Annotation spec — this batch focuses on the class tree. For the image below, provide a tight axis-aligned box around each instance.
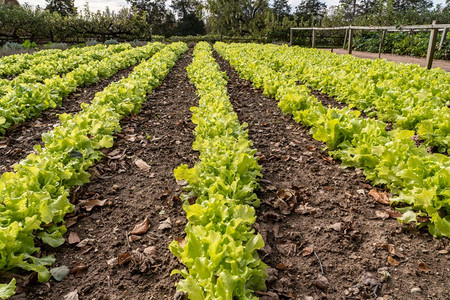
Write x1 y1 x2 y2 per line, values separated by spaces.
272 0 291 19
393 0 433 12
45 0 76 16
126 0 173 35
295 0 327 26
170 0 205 35
170 0 201 19
205 0 270 36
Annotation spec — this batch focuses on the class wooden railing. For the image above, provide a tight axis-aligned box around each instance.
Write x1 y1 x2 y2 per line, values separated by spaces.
289 22 449 69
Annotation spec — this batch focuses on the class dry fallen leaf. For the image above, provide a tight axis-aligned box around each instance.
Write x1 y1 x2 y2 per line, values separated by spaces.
118 252 133 266
369 189 390 205
314 273 329 290
68 232 81 245
130 216 150 235
381 244 396 255
276 263 288 270
386 209 402 219
135 158 151 172
158 217 172 230
128 235 141 242
418 262 431 273
63 290 79 300
174 237 185 248
65 216 79 228
387 256 399 267
83 199 107 212
375 210 390 220
143 246 156 256
70 263 88 276
302 247 314 257
76 238 95 248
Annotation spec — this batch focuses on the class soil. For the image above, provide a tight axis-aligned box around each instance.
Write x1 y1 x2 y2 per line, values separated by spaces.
6 48 448 300
213 51 450 300
19 50 198 300
0 65 136 174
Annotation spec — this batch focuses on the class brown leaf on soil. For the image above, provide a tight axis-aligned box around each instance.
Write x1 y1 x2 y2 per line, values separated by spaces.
314 273 329 290
143 246 156 256
369 189 390 205
118 252 133 266
329 222 342 232
273 199 291 215
302 247 314 257
417 216 431 223
65 216 79 228
134 158 151 172
130 216 150 235
277 188 295 201
158 217 172 230
107 149 125 160
82 199 107 212
381 244 396 255
188 196 197 205
375 210 390 220
128 235 141 242
418 262 431 273
80 246 93 255
276 263 288 270
76 239 95 248
68 232 80 245
63 290 79 300
70 263 88 276
387 256 399 267
386 209 402 219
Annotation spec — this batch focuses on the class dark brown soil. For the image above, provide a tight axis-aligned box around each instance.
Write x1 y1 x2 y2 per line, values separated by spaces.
21 50 198 299
0 65 135 174
214 51 450 300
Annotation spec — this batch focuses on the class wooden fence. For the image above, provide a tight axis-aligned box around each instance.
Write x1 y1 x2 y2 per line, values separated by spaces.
289 22 450 69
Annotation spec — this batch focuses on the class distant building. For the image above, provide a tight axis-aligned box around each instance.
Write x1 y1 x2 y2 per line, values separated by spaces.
0 0 20 6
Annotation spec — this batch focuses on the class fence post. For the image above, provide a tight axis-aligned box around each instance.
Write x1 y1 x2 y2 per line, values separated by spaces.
312 29 316 48
378 30 386 58
426 21 438 69
439 28 448 50
348 26 353 54
289 28 293 46
343 28 348 49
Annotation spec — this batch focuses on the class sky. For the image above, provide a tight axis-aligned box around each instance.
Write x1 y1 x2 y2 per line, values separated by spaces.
20 0 447 13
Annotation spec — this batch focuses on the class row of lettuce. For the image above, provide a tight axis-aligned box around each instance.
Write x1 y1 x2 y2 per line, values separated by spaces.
0 43 165 136
214 42 450 239
248 44 449 153
0 42 187 299
169 42 267 299
0 44 129 97
0 47 73 77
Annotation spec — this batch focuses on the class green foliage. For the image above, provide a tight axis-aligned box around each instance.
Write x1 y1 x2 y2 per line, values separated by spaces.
0 43 150 134
21 40 38 50
170 42 267 299
353 31 450 60
251 44 450 152
0 42 187 299
0 279 15 300
2 42 23 51
104 39 119 45
215 42 450 238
